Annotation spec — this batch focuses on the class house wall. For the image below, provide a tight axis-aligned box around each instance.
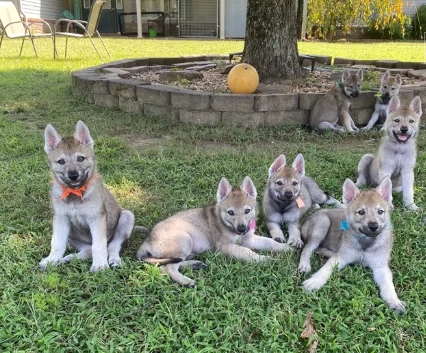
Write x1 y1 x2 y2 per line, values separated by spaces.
20 0 69 20
403 1 426 17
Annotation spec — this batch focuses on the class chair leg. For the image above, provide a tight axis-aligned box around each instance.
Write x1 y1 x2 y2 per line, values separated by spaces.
0 32 4 50
53 35 58 58
95 31 110 57
65 37 69 58
87 35 102 59
19 37 25 56
29 37 38 57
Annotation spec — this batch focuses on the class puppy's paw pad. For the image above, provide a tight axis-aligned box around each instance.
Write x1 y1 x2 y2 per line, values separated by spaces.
90 263 110 272
108 257 122 268
288 238 304 248
273 237 285 243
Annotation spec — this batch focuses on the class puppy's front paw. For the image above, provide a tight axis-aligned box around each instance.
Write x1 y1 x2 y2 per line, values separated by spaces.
108 256 122 268
388 300 406 313
298 262 311 273
90 262 110 272
39 257 60 270
303 276 326 292
405 204 421 212
288 237 304 248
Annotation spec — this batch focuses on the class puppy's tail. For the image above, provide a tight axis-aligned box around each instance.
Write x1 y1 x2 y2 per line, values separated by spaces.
133 225 151 234
141 256 183 265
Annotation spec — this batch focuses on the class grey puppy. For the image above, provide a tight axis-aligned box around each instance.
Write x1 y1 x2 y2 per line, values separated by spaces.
262 153 344 248
299 177 405 313
40 121 135 272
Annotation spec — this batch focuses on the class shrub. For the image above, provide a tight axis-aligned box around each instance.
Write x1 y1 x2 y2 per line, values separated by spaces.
412 4 426 39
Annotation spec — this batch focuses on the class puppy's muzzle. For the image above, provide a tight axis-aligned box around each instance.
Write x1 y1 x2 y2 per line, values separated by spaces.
235 224 247 235
350 91 360 98
360 222 381 236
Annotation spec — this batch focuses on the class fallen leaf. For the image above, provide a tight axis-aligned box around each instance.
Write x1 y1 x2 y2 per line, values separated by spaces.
301 312 318 353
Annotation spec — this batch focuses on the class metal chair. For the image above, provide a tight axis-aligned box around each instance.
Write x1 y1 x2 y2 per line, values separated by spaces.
0 0 54 57
53 0 110 59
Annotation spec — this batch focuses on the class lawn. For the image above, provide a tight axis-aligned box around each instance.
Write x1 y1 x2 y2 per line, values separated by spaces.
1 37 426 352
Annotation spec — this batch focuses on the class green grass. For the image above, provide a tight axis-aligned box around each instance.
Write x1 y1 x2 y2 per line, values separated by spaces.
1 37 426 352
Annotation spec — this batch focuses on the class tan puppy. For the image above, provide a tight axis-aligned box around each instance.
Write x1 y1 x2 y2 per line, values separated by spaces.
299 177 405 313
136 176 291 287
310 68 363 132
40 121 135 272
356 95 422 211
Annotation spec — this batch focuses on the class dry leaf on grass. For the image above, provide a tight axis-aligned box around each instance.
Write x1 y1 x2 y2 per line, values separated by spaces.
301 312 319 353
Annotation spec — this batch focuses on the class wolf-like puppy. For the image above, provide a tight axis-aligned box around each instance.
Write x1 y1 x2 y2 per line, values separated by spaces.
356 95 422 211
299 177 405 313
136 176 291 287
262 154 344 248
309 68 363 132
362 70 402 131
40 121 135 272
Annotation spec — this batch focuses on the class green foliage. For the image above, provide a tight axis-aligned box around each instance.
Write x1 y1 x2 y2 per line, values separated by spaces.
307 0 410 40
412 4 426 39
1 38 426 352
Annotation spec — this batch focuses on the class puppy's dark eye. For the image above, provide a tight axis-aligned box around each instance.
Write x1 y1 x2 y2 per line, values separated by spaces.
394 119 400 123
227 210 235 216
77 156 86 162
383 85 388 89
276 181 283 186
244 209 250 214
292 181 298 186
357 210 365 215
348 85 353 89
391 87 395 90
409 119 414 123
378 209 384 215
57 159 65 165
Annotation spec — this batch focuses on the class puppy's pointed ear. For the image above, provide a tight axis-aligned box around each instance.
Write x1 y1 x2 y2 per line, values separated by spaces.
409 96 422 117
241 176 257 200
382 70 390 82
44 124 62 154
217 177 232 203
342 179 360 205
387 95 400 115
395 73 402 85
357 68 363 81
291 153 305 178
342 69 350 81
74 120 94 148
268 154 286 176
376 176 392 203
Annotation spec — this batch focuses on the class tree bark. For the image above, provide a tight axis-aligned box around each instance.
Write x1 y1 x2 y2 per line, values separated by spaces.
242 0 302 82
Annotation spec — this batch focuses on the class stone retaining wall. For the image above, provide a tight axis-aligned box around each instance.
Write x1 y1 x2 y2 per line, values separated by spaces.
72 56 426 127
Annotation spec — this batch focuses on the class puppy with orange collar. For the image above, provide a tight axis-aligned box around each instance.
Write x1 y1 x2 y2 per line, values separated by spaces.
40 121 134 272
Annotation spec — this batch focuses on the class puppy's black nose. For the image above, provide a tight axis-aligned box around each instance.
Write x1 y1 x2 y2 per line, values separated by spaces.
368 222 379 232
384 92 390 97
400 126 408 134
236 225 247 234
284 191 293 199
68 171 79 181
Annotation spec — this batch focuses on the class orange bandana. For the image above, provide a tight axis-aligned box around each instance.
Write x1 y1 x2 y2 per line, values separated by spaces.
58 173 97 200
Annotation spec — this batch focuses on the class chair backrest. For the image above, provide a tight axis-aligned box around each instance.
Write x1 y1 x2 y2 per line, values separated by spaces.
0 1 27 36
86 0 106 36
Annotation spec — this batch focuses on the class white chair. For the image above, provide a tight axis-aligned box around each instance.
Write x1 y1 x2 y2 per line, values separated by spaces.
53 0 110 59
0 1 54 57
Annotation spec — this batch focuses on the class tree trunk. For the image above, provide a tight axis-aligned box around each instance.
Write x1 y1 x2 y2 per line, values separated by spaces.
242 0 302 82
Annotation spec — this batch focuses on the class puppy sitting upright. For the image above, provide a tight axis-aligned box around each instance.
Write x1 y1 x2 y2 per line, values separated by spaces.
263 154 344 248
40 121 135 272
136 176 291 287
310 68 363 132
362 70 402 131
356 95 422 211
299 177 405 313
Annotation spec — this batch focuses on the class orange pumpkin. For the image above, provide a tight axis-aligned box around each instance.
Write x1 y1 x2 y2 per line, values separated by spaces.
227 63 259 94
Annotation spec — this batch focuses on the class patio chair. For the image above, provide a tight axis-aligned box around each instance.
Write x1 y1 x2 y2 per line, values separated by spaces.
0 1 54 57
53 0 110 59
